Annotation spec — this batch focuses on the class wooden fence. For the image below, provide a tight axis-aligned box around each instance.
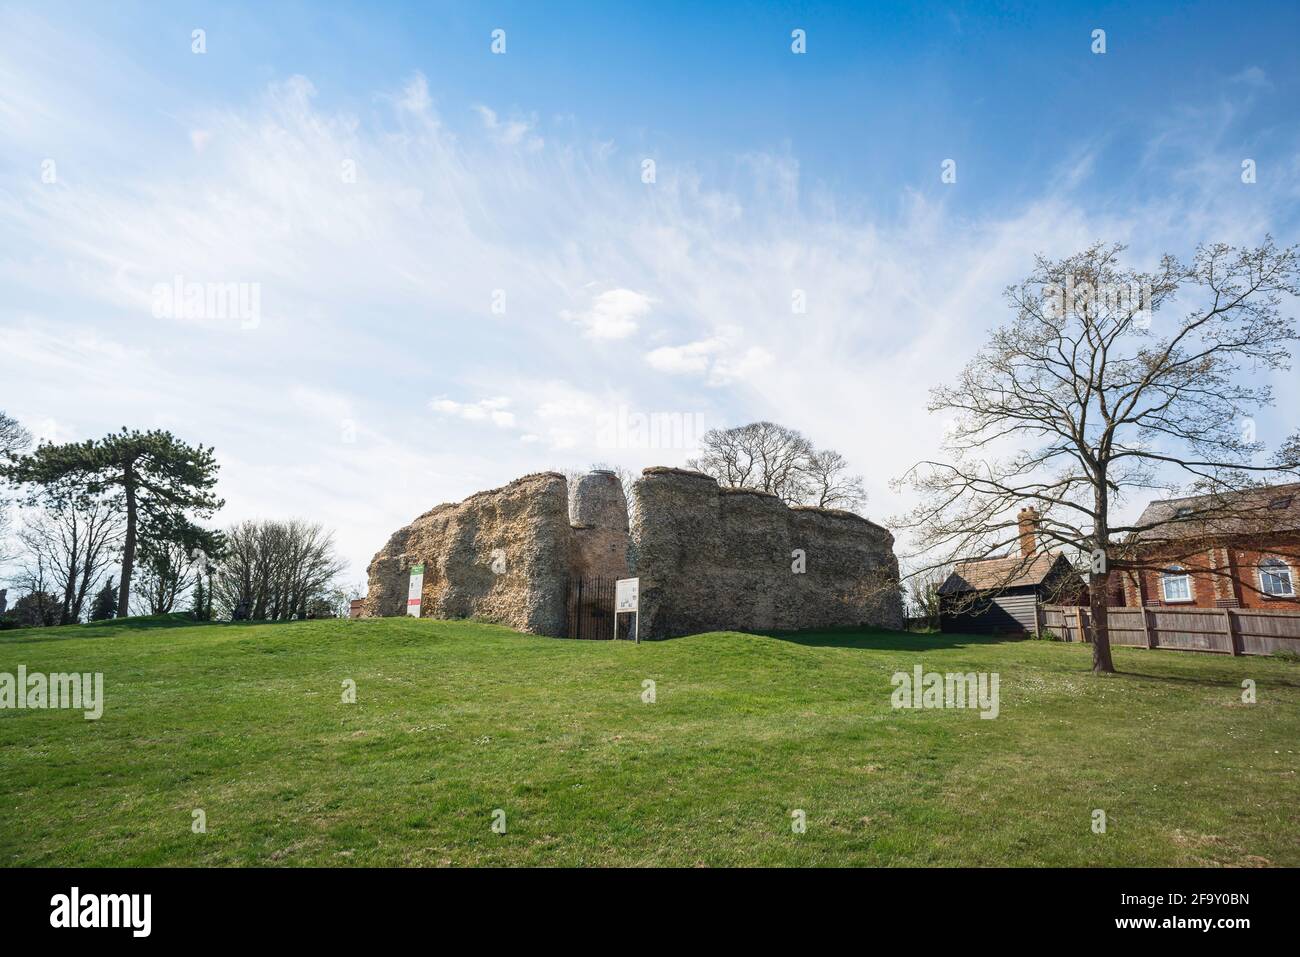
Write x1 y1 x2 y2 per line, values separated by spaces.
1038 604 1300 656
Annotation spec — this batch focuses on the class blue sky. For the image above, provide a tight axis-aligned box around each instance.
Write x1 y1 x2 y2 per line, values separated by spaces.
31 1 1300 216
2 1 1298 579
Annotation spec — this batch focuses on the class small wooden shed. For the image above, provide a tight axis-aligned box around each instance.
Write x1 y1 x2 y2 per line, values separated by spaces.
938 552 1083 634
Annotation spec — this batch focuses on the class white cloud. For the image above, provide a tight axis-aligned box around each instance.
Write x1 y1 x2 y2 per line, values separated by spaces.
561 288 653 340
473 104 543 150
430 396 516 428
645 338 719 375
516 381 609 451
645 335 773 385
0 15 1293 582
1228 66 1271 89
708 344 774 385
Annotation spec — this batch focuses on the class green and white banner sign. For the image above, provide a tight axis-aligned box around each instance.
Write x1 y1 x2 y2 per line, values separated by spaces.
406 564 424 617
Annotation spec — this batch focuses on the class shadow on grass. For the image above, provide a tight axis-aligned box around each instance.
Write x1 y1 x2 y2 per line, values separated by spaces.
754 625 1021 652
1113 660 1300 689
0 613 263 645
760 627 1300 686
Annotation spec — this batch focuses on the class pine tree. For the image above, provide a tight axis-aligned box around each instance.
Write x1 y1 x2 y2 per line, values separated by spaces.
190 577 207 621
2 428 224 617
89 577 118 621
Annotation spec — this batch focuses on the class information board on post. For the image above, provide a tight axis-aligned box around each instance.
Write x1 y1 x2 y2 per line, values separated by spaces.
614 577 639 643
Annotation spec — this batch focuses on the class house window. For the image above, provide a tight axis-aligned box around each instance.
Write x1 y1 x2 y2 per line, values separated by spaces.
1161 566 1192 602
1259 558 1295 598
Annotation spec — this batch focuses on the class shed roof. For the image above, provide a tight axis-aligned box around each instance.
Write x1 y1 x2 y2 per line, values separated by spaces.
938 552 1071 595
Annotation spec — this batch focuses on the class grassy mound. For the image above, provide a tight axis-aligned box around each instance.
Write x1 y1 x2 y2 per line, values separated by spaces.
1 616 1295 866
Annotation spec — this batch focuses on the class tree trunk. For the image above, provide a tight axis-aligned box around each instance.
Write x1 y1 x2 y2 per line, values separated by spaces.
1090 483 1117 674
1089 568 1117 673
72 554 93 622
118 464 137 617
58 521 78 624
59 577 76 626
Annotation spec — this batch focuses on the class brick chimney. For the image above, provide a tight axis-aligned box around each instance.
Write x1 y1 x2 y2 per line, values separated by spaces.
1017 506 1040 558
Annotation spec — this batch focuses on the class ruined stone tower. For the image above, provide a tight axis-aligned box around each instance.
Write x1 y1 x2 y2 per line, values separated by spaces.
364 466 903 638
568 469 631 581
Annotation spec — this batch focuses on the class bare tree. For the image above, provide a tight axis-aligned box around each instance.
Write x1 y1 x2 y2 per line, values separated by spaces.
0 501 15 570
0 411 31 463
0 411 31 572
894 239 1300 673
211 519 345 621
903 561 952 630
280 520 346 620
18 496 123 624
323 584 355 619
131 541 198 616
212 519 258 618
687 421 867 511
802 448 867 511
6 550 60 627
688 421 811 502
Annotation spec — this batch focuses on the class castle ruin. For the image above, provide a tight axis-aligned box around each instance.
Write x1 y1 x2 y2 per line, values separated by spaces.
364 467 903 638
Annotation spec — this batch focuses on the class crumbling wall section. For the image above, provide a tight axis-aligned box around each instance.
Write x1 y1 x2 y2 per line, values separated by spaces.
364 472 573 636
366 465 903 640
568 469 631 580
628 466 903 638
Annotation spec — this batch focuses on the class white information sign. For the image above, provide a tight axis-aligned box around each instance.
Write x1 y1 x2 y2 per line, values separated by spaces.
615 577 639 612
614 577 639 642
406 564 425 617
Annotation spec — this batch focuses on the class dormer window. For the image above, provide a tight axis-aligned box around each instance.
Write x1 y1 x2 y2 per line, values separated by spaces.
1268 496 1293 511
1174 506 1193 518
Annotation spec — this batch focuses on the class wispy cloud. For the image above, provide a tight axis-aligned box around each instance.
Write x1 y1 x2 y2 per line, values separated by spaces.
645 334 773 385
1 8 1295 578
473 104 544 150
430 396 516 428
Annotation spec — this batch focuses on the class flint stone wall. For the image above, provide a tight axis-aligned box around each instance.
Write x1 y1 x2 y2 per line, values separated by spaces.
365 465 902 639
628 467 904 638
569 470 631 582
364 470 628 636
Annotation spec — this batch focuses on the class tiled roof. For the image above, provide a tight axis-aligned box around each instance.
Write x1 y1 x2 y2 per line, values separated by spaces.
938 552 1069 594
1130 482 1300 543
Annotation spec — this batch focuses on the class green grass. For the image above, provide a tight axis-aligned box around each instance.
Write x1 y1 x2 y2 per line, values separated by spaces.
1 615 1296 867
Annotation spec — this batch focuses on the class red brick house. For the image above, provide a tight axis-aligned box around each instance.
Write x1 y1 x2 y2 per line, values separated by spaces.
1120 483 1300 610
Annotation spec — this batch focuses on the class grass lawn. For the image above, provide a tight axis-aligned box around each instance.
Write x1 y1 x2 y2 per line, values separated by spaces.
1 615 1296 867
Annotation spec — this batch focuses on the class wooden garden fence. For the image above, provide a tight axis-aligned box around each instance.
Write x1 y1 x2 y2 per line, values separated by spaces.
1038 604 1300 656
